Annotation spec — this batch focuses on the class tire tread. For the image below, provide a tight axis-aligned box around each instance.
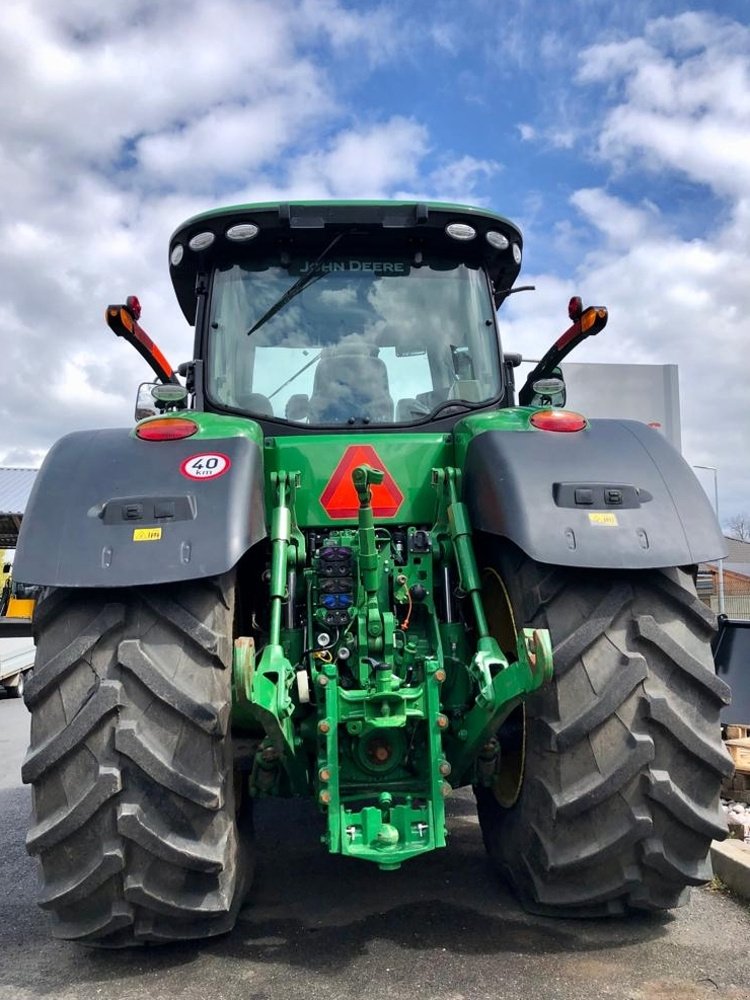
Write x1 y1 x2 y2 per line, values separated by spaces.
476 551 731 916
23 578 247 946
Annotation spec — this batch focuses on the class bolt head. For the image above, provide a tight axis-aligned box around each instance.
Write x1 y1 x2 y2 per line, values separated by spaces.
318 720 331 734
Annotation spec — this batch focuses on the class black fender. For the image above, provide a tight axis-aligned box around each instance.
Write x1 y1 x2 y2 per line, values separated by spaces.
464 418 726 569
13 428 266 588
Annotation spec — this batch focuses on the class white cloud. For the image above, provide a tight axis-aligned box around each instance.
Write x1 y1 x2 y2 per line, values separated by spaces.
578 13 750 197
0 0 502 469
570 189 661 248
136 90 331 185
554 13 750 514
1 0 389 171
288 118 430 198
425 156 500 203
430 22 459 55
2 0 748 526
297 0 402 64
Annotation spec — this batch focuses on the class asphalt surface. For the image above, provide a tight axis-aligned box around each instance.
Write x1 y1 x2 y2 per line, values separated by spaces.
2 693 750 1000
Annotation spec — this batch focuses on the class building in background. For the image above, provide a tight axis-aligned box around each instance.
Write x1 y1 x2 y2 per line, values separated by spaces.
561 362 682 451
698 538 750 619
0 467 37 552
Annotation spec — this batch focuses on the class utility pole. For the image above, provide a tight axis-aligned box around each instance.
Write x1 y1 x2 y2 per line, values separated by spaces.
693 465 725 615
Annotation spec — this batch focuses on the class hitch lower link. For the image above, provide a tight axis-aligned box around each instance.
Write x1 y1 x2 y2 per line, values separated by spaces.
431 467 553 778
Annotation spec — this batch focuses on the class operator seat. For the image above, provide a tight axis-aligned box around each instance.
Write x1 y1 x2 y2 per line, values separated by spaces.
308 344 393 423
231 340 275 415
233 391 274 416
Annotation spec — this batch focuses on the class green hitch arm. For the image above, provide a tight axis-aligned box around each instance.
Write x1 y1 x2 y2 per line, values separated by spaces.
246 471 300 758
450 627 553 780
352 465 383 597
431 466 553 774
433 467 498 690
442 468 491 640
352 465 386 655
268 472 291 644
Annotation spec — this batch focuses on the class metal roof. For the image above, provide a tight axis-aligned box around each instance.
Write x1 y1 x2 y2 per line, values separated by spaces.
725 538 750 563
0 467 37 548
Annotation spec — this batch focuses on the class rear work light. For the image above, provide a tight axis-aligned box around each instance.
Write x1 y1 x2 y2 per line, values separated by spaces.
530 409 587 432
136 418 198 441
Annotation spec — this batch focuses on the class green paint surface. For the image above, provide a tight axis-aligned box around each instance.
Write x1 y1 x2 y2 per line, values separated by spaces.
133 410 265 445
264 431 452 527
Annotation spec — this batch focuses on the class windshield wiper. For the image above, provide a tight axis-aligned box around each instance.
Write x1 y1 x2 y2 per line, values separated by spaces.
245 231 347 337
408 398 479 420
268 351 322 400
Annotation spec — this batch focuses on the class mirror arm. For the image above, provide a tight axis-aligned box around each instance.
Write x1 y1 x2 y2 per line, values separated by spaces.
518 304 608 406
105 303 179 385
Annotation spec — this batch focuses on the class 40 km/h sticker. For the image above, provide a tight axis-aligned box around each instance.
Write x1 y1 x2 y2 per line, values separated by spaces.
180 452 231 481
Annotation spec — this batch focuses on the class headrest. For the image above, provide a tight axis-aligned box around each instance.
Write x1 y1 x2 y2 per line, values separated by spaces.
320 343 379 359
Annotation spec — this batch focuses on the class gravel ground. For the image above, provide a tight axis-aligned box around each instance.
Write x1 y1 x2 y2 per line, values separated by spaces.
2 694 750 1000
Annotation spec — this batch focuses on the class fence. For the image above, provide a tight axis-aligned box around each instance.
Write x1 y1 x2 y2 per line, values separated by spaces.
707 595 750 620
697 567 750 621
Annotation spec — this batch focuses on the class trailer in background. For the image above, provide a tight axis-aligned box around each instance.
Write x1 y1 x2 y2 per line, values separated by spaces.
0 631 33 698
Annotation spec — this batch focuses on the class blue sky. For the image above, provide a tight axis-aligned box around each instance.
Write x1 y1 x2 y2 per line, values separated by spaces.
1 0 749 522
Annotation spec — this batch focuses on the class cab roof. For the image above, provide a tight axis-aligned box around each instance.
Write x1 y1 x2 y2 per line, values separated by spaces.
168 200 524 323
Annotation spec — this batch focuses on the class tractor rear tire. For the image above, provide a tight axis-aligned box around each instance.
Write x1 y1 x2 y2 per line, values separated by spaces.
475 545 733 917
22 575 250 945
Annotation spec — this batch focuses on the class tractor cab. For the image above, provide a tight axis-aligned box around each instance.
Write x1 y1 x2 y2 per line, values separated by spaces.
113 201 607 429
16 199 733 945
168 202 524 429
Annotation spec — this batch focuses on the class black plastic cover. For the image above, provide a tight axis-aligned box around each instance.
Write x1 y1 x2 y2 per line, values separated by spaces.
13 429 266 588
714 619 750 725
464 418 727 569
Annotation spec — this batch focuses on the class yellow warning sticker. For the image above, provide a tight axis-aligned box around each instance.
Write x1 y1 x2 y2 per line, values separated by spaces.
133 527 162 542
588 512 618 527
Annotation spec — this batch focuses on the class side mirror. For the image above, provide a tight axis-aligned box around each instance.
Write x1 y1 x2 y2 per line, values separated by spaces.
529 368 566 408
135 382 159 421
518 299 607 406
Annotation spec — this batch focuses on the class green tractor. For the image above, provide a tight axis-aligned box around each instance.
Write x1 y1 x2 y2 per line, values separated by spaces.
14 201 733 946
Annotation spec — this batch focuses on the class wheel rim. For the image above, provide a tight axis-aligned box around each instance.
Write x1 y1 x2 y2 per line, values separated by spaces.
482 567 526 809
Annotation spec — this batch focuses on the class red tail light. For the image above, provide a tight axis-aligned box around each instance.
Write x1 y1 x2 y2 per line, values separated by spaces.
530 409 587 432
136 418 198 441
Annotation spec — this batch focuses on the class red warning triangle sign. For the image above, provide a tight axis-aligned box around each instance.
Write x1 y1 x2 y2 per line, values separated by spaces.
320 444 404 519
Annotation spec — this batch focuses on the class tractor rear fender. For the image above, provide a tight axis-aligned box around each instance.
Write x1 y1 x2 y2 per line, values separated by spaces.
13 428 266 588
462 418 726 570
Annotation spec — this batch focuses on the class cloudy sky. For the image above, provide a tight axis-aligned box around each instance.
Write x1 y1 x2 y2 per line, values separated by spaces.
1 0 749 522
